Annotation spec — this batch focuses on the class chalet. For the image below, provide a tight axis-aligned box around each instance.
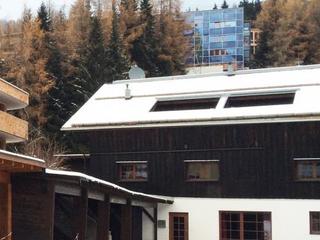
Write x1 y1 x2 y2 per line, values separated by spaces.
0 74 172 240
62 64 320 240
0 78 45 239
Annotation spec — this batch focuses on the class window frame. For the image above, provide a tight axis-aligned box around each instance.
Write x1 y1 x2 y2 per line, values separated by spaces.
184 160 220 182
294 158 320 181
219 211 272 240
310 212 320 235
117 161 148 182
169 212 189 240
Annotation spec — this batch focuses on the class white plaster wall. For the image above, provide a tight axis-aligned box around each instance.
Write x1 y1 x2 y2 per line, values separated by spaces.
142 207 155 240
153 198 320 240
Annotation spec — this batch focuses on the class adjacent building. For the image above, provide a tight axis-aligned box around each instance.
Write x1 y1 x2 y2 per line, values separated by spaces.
62 64 320 240
0 78 45 239
185 8 249 70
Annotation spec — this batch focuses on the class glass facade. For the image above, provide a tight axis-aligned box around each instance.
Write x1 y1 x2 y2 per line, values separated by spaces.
185 8 248 69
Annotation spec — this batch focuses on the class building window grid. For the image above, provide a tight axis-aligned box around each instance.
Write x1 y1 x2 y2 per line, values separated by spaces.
188 8 244 68
220 211 272 240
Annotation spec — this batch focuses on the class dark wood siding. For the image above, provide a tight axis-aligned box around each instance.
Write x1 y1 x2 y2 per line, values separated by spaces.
85 122 320 199
12 176 55 240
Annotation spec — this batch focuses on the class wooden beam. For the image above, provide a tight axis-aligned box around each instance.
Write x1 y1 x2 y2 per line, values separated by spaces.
0 172 9 183
72 187 88 240
97 195 110 240
154 206 158 240
120 199 132 240
0 182 11 240
142 208 154 223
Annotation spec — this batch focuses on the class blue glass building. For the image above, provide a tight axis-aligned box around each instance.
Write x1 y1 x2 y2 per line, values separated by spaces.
185 8 248 69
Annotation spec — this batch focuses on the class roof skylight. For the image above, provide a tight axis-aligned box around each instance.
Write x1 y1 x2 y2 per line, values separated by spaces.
151 97 220 112
224 92 295 108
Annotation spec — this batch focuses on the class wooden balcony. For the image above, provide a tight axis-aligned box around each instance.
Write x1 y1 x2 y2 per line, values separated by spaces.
0 110 28 143
0 78 28 110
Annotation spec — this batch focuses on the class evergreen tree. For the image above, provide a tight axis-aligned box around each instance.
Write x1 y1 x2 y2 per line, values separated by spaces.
38 3 67 138
132 0 160 77
106 2 130 81
82 15 108 93
221 0 229 9
45 9 72 139
38 2 52 32
213 4 218 10
239 0 262 22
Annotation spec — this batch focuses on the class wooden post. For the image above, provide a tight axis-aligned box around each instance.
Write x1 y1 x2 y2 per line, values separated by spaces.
97 195 110 240
120 199 132 240
153 206 158 240
72 188 88 240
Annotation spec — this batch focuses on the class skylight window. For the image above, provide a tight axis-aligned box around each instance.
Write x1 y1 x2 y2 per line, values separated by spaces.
151 97 219 112
224 92 295 108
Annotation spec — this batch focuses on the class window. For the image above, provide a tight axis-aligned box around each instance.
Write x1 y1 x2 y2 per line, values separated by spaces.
310 212 320 234
225 93 295 108
220 211 272 240
169 213 188 240
118 162 148 181
151 97 219 112
185 160 219 181
295 159 320 180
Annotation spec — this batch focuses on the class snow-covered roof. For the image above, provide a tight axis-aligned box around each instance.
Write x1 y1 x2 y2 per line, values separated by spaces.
45 169 173 204
0 149 45 172
62 64 320 131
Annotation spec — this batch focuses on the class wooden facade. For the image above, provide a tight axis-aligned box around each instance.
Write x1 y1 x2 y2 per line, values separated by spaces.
84 121 320 199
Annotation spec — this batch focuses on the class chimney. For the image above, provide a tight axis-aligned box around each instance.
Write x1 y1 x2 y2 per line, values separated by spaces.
125 84 132 100
227 62 235 76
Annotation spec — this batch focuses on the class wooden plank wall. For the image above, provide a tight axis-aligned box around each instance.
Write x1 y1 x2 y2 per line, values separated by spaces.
12 176 55 240
87 121 320 199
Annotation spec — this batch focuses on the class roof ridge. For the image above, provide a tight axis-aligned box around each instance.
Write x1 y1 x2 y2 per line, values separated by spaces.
112 64 320 85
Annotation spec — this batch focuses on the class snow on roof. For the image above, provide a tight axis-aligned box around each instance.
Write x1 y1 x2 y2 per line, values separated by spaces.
0 149 45 166
62 64 320 131
45 168 173 203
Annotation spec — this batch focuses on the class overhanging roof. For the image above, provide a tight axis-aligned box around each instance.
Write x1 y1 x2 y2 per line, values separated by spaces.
45 169 174 204
0 150 45 172
62 64 320 131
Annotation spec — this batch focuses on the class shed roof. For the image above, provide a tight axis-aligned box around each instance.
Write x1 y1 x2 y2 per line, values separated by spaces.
45 169 174 204
62 64 320 131
0 149 45 172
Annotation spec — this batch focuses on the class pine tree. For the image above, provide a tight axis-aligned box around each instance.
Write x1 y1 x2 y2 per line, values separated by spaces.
221 0 229 9
82 15 108 93
239 0 262 22
213 4 218 10
131 0 160 77
106 3 130 81
45 9 72 139
38 2 52 32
